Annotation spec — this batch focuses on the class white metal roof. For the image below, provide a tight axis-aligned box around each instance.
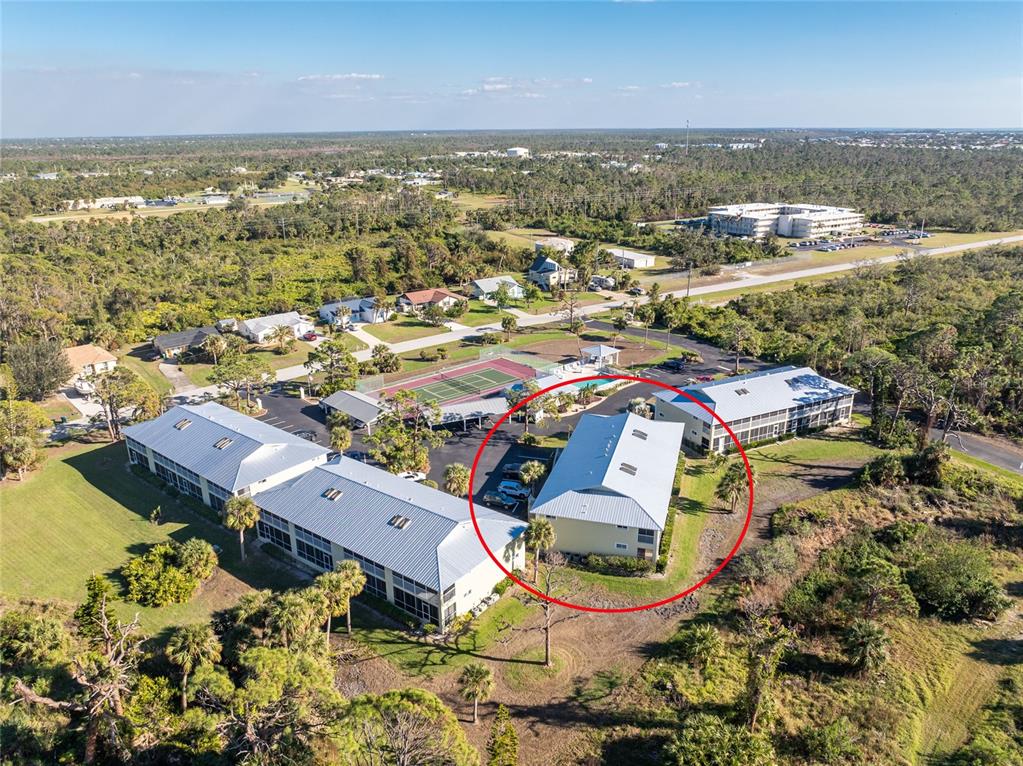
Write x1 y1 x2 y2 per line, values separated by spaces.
606 247 655 263
532 412 684 531
320 390 385 425
436 396 508 424
653 366 857 424
123 402 329 491
252 458 524 589
582 344 620 359
471 276 523 294
238 311 308 337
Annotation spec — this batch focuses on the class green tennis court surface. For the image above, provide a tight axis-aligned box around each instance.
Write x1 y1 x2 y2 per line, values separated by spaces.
410 367 520 403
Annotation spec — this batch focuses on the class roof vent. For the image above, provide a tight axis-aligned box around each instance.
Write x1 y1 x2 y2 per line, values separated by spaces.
735 388 750 396
631 428 648 440
214 437 234 450
388 514 412 530
173 418 192 430
619 462 638 476
322 488 343 501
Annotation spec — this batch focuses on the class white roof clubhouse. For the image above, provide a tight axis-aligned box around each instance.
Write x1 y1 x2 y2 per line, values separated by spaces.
124 402 525 630
530 412 684 561
653 366 856 453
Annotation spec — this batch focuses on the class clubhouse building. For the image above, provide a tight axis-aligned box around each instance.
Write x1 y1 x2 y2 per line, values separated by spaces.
124 402 525 629
530 412 684 562
652 366 856 453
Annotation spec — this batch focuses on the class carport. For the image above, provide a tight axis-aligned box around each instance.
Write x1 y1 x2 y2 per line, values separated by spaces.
319 389 385 434
434 396 509 430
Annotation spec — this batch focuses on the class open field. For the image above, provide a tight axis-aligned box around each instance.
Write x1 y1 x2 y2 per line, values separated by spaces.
458 299 512 327
0 441 298 635
363 316 453 344
917 229 1023 248
180 341 317 386
116 344 174 395
449 191 509 211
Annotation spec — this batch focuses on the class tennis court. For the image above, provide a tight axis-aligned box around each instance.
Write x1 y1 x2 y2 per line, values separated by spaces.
375 357 537 405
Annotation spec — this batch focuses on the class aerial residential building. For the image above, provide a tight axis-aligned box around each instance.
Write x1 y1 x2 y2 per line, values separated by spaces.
251 458 526 629
506 147 530 158
652 366 857 453
123 402 330 512
397 287 466 314
707 203 864 239
152 326 221 359
528 253 577 290
319 296 392 326
529 412 684 562
468 276 525 301
33 172 59 180
237 312 314 344
65 344 117 379
606 247 656 269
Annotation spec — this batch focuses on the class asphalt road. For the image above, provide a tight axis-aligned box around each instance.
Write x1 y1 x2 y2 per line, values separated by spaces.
930 428 1023 475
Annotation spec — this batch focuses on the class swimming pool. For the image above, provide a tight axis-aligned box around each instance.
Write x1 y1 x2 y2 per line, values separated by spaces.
571 377 618 389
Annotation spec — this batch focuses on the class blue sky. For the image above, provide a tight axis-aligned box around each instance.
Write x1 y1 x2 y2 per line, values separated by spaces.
3 2 1020 137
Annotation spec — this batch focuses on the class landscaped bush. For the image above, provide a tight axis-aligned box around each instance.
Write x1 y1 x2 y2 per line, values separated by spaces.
492 577 514 596
582 554 653 577
121 541 216 607
802 717 861 764
902 533 1010 620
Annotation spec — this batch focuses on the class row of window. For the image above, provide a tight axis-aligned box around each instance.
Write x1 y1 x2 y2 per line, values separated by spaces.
392 572 437 602
394 587 439 624
153 452 200 484
296 539 333 570
258 520 291 551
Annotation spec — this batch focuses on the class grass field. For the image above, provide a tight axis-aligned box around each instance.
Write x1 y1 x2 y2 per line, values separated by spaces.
363 316 453 344
351 593 536 677
458 300 512 328
117 344 174 396
449 192 509 211
180 341 316 386
0 441 297 635
38 394 79 422
917 229 1023 249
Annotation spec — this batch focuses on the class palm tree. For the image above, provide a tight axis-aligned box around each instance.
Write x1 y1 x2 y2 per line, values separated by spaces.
166 623 221 711
202 333 229 365
268 591 311 648
524 518 556 583
519 460 546 496
715 461 755 514
842 619 890 675
330 424 352 453
336 559 367 635
268 324 296 355
627 397 651 418
314 569 348 644
679 624 723 681
458 662 494 724
223 496 260 561
443 463 471 497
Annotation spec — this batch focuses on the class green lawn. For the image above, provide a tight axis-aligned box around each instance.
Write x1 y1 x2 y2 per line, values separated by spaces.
363 316 451 344
39 395 79 422
117 344 173 396
180 341 316 386
518 291 610 315
351 592 536 677
0 441 298 634
457 300 512 328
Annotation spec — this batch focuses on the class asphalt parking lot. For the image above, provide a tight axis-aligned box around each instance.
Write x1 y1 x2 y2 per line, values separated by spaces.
256 383 331 446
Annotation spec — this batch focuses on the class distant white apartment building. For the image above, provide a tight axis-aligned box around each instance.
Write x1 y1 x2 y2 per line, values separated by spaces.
652 366 857 453
506 147 530 158
707 203 864 239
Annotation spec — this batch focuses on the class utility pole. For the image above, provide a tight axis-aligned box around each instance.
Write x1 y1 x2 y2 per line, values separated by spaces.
685 120 690 157
686 261 693 299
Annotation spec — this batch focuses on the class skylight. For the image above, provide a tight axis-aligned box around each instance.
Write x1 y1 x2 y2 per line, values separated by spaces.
631 428 648 440
173 418 192 430
322 488 343 501
213 437 234 450
619 462 638 476
735 388 751 396
388 514 412 529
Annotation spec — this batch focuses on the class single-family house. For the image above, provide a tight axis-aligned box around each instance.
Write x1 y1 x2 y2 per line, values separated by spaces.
152 326 221 359
528 254 576 290
237 312 314 344
65 344 117 380
606 247 656 269
529 412 684 561
319 297 392 326
123 402 330 512
468 276 525 302
652 366 857 453
252 458 526 630
397 288 466 314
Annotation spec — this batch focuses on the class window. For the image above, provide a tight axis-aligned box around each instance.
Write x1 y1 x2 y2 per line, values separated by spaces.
638 528 656 545
615 543 628 551
257 520 291 552
393 588 439 624
444 604 456 625
442 584 456 602
296 539 333 570
173 418 192 430
616 524 628 529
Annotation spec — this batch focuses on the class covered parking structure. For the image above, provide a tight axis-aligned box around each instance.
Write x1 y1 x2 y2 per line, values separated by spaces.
433 396 509 430
319 390 386 434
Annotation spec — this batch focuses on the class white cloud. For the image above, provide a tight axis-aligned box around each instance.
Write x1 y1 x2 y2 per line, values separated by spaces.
298 73 383 81
619 85 642 91
662 81 690 89
520 92 545 99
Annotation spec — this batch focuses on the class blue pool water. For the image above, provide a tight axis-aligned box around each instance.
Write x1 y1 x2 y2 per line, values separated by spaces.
571 377 618 389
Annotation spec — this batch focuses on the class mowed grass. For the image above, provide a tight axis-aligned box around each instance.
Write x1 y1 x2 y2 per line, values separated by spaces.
363 316 453 344
351 593 536 677
180 341 316 386
0 441 298 635
457 300 512 328
117 344 173 396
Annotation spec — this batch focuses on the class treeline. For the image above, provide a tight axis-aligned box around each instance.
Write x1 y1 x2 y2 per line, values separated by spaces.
666 247 1023 438
0 190 529 347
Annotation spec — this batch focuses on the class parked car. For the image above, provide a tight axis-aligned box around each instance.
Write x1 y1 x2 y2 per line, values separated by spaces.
696 375 714 382
627 286 645 296
502 462 524 479
660 358 688 372
397 471 427 482
684 376 699 385
497 480 531 500
302 331 318 341
482 491 519 510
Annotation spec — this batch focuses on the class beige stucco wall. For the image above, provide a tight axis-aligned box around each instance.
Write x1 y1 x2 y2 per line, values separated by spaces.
530 514 659 559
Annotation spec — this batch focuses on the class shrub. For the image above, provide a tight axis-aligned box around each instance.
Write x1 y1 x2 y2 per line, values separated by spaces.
492 577 514 596
582 554 653 577
860 452 907 488
733 537 798 585
121 543 199 607
176 538 218 581
802 717 861 764
904 535 1010 620
666 713 775 765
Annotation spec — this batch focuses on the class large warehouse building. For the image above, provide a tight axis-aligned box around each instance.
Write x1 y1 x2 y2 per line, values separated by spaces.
707 203 864 239
652 366 857 453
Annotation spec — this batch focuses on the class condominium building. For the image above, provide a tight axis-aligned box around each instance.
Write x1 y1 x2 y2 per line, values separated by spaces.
652 366 857 453
707 203 864 239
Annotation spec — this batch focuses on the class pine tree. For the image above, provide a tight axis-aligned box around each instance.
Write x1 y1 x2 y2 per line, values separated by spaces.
487 704 519 766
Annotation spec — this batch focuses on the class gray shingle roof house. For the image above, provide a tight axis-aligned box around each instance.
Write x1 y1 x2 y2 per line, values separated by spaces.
123 402 329 509
652 366 857 453
152 326 221 358
252 458 526 628
468 276 525 301
530 412 684 560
